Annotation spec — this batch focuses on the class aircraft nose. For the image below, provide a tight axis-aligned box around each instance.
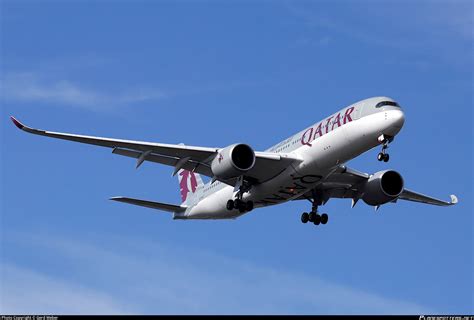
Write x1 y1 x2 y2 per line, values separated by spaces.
390 109 405 129
383 109 405 136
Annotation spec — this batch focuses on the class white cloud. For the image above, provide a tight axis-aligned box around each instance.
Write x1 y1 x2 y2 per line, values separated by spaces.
0 72 167 111
287 2 473 48
0 264 132 315
423 1 473 40
0 232 435 315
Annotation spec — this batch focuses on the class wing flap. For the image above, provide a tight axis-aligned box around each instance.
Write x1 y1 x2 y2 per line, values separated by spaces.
112 148 214 177
110 196 186 213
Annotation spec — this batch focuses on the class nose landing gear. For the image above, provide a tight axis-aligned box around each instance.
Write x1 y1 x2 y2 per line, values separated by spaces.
377 152 389 162
377 135 393 162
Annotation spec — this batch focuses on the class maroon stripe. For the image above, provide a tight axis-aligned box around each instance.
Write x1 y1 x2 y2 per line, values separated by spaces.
10 116 24 129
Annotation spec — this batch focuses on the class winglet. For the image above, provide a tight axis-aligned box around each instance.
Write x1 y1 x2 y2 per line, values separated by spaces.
450 194 458 205
10 116 25 130
9 116 44 135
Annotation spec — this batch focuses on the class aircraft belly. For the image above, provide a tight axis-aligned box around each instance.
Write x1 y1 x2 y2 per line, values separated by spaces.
247 165 323 208
186 187 240 219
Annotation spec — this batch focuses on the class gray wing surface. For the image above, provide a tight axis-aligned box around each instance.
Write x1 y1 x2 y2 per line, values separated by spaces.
10 116 300 185
398 189 458 206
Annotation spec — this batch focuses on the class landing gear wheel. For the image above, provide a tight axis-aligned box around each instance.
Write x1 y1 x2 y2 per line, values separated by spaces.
233 199 242 210
308 212 316 222
377 135 393 162
226 200 234 211
313 214 321 225
320 213 328 225
301 212 309 223
246 201 254 212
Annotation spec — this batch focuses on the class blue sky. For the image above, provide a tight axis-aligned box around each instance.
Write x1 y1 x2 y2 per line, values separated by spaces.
1 0 472 315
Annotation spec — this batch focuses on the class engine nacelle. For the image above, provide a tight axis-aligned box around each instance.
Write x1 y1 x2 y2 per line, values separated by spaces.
211 143 256 180
362 170 404 206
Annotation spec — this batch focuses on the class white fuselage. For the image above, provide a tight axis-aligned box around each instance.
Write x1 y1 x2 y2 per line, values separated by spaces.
180 97 405 219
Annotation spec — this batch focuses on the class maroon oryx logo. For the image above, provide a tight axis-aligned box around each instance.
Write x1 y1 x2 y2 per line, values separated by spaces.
179 170 198 202
218 153 224 163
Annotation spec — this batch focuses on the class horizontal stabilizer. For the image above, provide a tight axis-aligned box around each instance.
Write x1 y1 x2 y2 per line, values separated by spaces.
110 196 186 213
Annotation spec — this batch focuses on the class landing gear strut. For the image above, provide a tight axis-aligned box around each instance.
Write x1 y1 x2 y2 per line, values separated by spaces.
226 177 254 213
300 200 329 227
377 135 392 162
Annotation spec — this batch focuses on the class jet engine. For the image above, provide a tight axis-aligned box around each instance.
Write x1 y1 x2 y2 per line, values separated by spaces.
211 143 256 180
362 170 404 206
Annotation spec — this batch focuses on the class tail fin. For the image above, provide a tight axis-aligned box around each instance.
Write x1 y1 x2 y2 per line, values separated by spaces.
177 169 204 206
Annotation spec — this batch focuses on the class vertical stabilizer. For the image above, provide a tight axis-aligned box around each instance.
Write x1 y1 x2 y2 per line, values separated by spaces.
177 169 204 206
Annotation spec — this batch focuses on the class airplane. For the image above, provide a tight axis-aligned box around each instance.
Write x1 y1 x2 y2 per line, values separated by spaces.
10 96 458 225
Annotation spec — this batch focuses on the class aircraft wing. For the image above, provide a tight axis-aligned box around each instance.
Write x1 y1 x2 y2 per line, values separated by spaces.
10 116 299 185
294 165 457 207
397 189 458 206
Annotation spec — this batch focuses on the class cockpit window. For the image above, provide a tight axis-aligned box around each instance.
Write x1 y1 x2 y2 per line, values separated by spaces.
376 101 400 108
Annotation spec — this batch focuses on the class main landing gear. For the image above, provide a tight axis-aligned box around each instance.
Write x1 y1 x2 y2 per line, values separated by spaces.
300 203 328 227
226 177 254 213
377 135 392 162
226 198 253 213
